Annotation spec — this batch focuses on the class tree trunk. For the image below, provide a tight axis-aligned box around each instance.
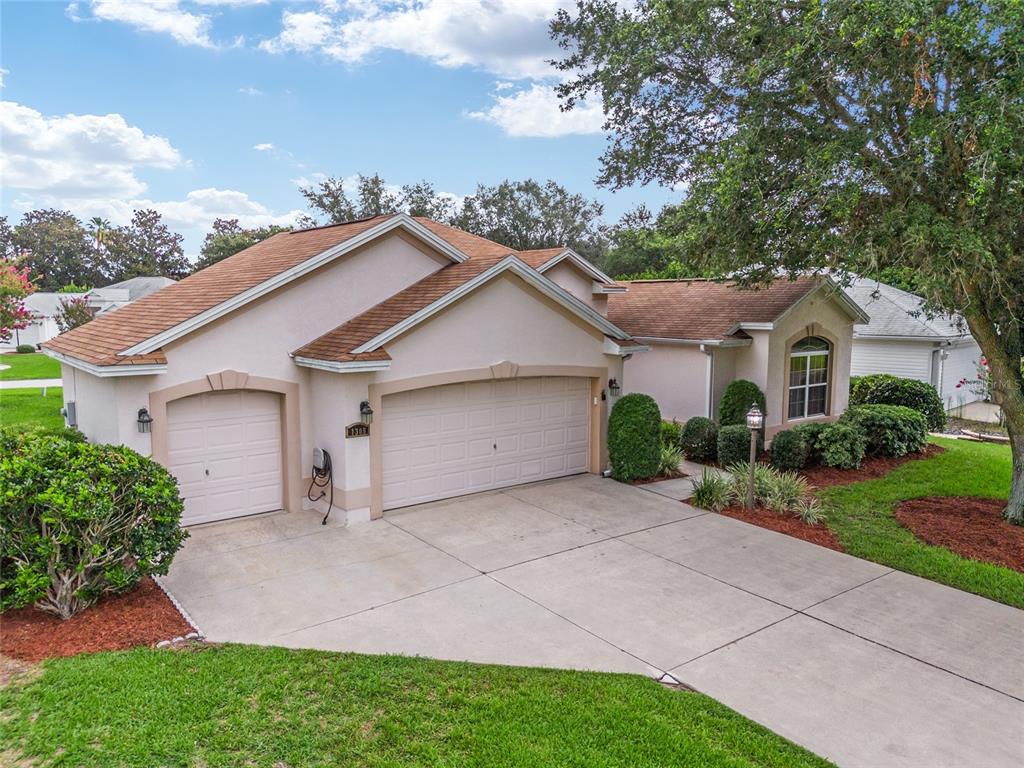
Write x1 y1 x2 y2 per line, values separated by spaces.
961 300 1024 524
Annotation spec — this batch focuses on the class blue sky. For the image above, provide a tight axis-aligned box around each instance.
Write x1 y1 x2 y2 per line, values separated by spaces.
1 1 676 259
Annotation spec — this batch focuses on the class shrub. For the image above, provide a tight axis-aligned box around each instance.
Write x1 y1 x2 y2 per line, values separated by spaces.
0 430 187 618
658 443 683 478
15 344 35 354
817 423 867 469
794 497 826 526
608 393 662 482
680 416 718 462
792 422 828 465
660 419 683 449
840 404 928 457
690 470 734 512
850 373 946 430
718 379 767 426
763 471 810 514
726 461 777 505
770 429 807 470
849 375 863 397
718 423 762 466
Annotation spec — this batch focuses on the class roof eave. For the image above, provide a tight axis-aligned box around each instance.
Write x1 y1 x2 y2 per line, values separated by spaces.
42 347 167 378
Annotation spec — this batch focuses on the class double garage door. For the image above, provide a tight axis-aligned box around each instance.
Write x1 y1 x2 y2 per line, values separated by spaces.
381 376 591 510
167 390 283 526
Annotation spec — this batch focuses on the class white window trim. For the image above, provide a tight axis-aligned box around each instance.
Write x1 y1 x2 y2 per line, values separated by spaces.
787 343 831 420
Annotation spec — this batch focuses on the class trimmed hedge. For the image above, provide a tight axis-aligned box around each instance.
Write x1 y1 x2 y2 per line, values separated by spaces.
660 419 683 449
791 422 828 466
817 423 867 469
718 423 762 466
681 416 718 462
16 344 35 354
840 404 928 457
718 380 767 426
850 374 946 431
608 393 662 482
770 429 807 470
0 428 187 618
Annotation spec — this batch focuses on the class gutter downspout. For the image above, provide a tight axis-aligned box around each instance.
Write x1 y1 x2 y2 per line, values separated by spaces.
700 344 714 418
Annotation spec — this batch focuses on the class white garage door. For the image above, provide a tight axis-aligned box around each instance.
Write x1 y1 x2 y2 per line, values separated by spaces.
167 390 283 525
381 376 591 510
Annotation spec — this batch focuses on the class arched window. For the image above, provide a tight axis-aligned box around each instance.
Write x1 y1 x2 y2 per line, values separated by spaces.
788 336 830 419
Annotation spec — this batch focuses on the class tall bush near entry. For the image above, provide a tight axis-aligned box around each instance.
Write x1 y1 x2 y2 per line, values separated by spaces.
718 380 766 426
608 393 661 482
0 428 187 618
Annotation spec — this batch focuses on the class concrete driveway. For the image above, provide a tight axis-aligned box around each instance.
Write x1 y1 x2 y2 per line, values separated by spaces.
163 474 1024 768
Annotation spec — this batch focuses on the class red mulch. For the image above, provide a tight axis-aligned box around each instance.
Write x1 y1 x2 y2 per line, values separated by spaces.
800 444 945 488
894 497 1024 573
0 577 192 663
719 504 845 552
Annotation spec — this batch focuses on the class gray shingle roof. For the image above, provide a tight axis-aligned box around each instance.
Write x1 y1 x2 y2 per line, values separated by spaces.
847 278 971 340
94 276 177 301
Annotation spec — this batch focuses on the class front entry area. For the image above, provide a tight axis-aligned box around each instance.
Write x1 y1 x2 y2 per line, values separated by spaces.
167 389 283 525
380 376 590 510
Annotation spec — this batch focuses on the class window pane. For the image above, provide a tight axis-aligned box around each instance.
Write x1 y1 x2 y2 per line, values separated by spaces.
788 387 806 419
792 336 829 353
789 357 807 387
807 384 827 416
808 354 829 385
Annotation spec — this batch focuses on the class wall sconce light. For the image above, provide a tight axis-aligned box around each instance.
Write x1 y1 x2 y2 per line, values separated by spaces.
359 400 374 425
608 378 621 397
137 407 153 434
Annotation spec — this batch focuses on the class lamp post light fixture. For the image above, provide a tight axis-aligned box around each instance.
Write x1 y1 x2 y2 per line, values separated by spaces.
359 400 374 426
137 407 153 434
745 403 764 509
608 378 621 397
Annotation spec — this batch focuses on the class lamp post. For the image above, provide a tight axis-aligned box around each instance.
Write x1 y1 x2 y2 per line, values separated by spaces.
745 403 764 508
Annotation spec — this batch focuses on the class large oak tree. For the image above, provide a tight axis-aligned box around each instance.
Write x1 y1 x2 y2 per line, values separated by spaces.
553 0 1024 521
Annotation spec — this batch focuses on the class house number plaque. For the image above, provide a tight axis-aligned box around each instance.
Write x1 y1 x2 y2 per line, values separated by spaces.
345 422 370 438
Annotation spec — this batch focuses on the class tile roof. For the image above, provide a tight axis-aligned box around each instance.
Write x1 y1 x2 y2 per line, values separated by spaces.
846 278 970 340
607 277 822 342
42 214 574 368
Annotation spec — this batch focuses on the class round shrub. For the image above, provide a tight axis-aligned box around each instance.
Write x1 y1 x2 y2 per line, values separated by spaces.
791 422 828 465
0 430 187 618
16 344 35 354
840 404 928 457
850 374 945 431
816 423 867 469
660 419 683 449
681 416 718 462
718 380 767 426
717 423 762 466
770 429 807 470
608 393 661 482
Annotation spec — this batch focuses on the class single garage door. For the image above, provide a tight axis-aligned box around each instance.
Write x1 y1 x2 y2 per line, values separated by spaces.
381 376 590 510
167 390 283 525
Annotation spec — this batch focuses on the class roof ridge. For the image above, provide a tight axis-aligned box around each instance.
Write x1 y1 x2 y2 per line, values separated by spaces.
289 213 396 234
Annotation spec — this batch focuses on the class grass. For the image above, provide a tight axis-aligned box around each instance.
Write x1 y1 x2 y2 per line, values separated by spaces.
819 437 1022 608
0 387 64 431
0 645 832 768
0 352 61 380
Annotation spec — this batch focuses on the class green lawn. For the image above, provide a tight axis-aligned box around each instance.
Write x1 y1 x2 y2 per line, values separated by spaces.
820 437 1022 608
0 645 831 768
0 352 61 380
0 386 65 431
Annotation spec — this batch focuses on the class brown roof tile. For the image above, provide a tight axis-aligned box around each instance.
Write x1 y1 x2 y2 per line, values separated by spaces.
607 277 821 341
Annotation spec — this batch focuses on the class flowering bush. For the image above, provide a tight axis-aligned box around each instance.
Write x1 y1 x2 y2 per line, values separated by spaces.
0 261 34 344
956 357 993 401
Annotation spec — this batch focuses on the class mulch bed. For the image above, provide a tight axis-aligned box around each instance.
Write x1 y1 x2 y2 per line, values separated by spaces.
800 444 945 488
0 577 193 663
718 504 844 552
894 497 1024 573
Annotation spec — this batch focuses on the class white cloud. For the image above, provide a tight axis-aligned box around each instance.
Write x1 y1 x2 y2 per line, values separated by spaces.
0 101 183 198
253 142 274 151
467 82 604 138
70 0 263 48
261 0 570 80
238 85 263 96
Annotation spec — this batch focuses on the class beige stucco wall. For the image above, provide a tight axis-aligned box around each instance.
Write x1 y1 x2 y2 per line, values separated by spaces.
543 260 608 315
623 343 711 422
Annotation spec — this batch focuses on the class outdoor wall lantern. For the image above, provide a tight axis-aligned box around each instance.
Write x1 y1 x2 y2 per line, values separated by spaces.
137 407 154 434
359 400 374 425
608 378 621 397
744 403 764 508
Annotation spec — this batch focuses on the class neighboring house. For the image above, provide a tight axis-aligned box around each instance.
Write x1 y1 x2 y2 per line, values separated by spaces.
845 278 986 414
44 214 640 526
2 276 176 350
608 277 868 438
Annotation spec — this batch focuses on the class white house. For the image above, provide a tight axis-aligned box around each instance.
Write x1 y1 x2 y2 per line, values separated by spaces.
608 278 868 438
845 278 988 416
